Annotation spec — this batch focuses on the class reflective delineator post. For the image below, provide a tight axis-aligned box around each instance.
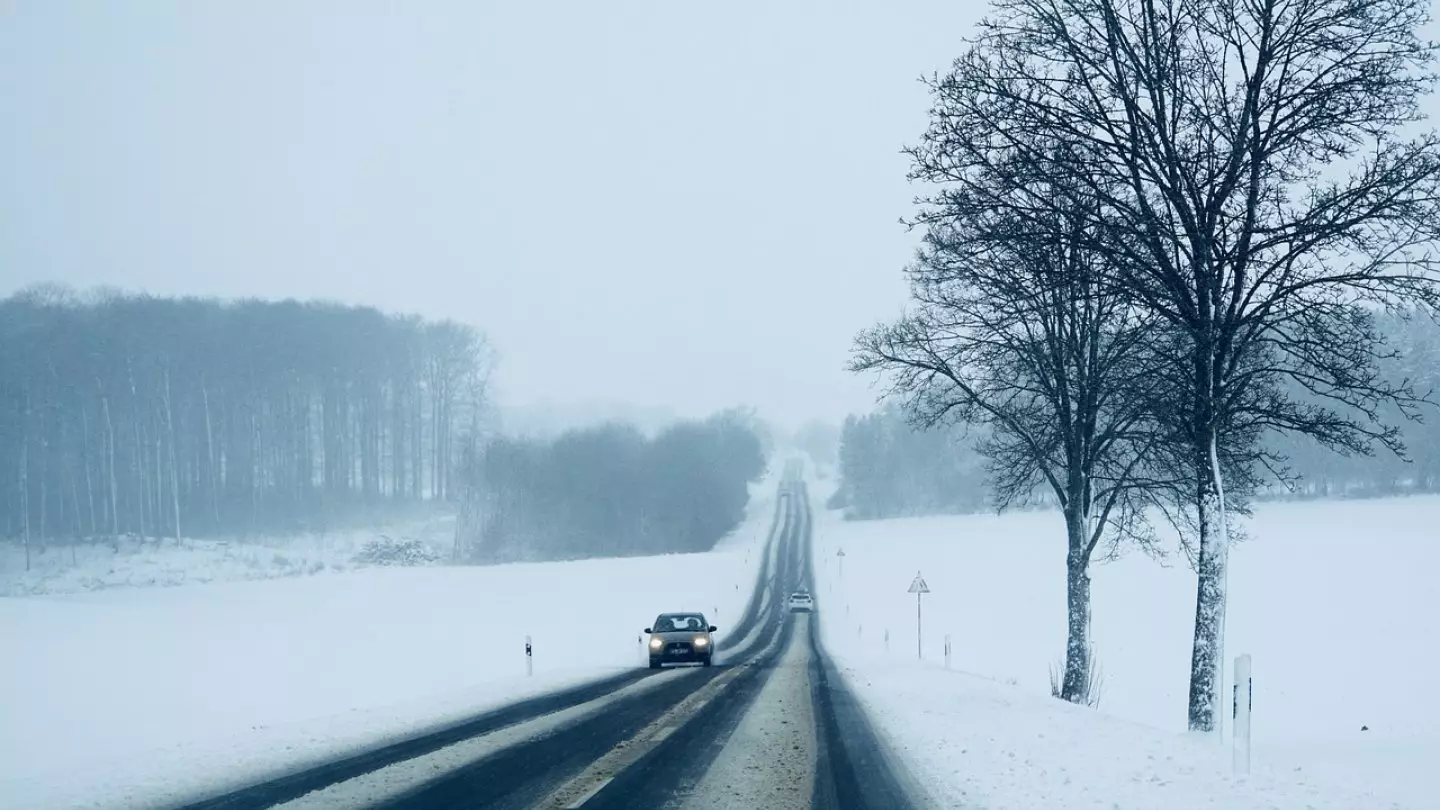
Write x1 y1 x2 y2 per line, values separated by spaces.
944 634 952 670
1232 654 1252 775
525 635 533 677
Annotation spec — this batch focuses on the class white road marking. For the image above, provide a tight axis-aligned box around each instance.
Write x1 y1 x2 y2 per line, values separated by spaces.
563 776 614 808
650 725 678 744
268 670 692 809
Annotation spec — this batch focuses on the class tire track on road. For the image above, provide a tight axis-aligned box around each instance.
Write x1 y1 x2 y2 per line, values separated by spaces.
172 473 799 810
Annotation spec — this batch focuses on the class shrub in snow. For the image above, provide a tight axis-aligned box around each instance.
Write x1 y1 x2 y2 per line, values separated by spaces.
1050 648 1104 708
351 536 440 567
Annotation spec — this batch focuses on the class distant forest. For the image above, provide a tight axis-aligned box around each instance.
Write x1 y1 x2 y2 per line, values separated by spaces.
828 406 987 519
454 410 768 562
834 311 1440 522
1261 310 1440 498
0 286 774 570
0 287 490 551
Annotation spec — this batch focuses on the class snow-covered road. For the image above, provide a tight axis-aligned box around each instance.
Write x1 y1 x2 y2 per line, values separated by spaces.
681 613 818 809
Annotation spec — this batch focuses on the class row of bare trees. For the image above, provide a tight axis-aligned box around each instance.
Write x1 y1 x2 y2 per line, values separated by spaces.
0 287 491 568
856 0 1440 730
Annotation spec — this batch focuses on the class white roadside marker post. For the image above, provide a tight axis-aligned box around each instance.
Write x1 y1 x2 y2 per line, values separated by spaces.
837 548 845 579
525 635 533 677
884 628 890 652
944 634 952 670
908 571 930 660
1233 654 1252 775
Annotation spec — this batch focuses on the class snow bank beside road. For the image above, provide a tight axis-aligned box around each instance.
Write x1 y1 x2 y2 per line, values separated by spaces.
811 495 1440 808
830 657 1400 810
2 464 789 598
0 512 456 597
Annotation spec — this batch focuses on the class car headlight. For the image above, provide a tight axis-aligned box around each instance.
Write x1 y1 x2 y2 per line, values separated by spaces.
649 637 663 649
693 636 709 647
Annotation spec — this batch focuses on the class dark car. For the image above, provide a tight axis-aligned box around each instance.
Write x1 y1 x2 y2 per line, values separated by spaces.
645 612 717 668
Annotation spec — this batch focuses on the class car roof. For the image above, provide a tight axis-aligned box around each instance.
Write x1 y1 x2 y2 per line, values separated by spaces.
656 612 707 619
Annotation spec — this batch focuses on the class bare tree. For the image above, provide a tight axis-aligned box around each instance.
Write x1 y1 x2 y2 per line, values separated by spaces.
856 167 1166 704
919 0 1440 729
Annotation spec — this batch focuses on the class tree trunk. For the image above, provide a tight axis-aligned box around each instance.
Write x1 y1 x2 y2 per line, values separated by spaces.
250 410 261 533
391 383 404 499
100 391 119 543
412 385 423 499
152 425 164 540
131 368 148 541
1187 430 1230 733
163 368 181 543
69 471 81 564
39 435 49 545
202 380 221 530
20 434 30 571
81 404 97 536
1060 507 1093 703
431 366 442 501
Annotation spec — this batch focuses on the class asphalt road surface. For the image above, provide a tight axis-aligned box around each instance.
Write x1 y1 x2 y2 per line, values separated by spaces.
176 462 922 810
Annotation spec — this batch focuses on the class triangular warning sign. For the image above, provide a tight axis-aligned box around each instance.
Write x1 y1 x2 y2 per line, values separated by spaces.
908 571 930 593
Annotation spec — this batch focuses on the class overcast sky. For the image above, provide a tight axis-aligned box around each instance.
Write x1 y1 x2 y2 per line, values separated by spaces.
1 1 986 430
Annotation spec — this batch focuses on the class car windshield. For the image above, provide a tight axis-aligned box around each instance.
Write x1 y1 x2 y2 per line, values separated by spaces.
655 615 706 632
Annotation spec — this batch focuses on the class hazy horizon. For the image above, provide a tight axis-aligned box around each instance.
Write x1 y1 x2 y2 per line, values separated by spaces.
0 2 990 429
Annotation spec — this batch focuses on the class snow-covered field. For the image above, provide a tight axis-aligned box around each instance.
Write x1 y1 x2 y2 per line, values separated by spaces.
812 493 1439 809
0 477 782 810
0 511 457 597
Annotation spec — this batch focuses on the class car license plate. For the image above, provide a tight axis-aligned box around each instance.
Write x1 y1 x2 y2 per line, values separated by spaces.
669 648 687 655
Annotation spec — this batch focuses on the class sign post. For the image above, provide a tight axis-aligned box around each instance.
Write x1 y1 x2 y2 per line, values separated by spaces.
1233 654 1252 775
908 571 930 660
525 635 533 677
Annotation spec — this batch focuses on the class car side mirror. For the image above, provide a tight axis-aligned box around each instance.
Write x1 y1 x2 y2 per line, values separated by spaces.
709 625 718 633
643 628 652 634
